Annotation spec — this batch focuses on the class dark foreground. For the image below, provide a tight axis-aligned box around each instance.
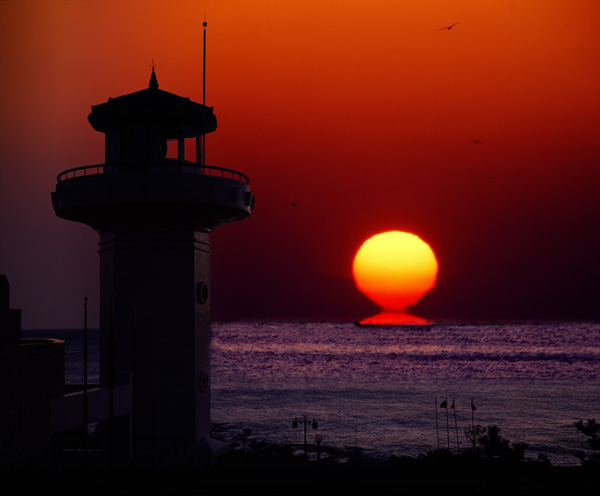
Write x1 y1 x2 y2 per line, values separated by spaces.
1 449 599 495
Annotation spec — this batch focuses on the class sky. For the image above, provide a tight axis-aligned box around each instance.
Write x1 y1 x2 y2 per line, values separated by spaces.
1 0 599 329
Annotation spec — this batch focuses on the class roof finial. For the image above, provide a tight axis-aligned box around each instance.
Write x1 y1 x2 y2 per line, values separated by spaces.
149 59 159 89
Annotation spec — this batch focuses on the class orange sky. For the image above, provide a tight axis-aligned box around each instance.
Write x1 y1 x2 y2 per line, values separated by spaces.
1 0 600 327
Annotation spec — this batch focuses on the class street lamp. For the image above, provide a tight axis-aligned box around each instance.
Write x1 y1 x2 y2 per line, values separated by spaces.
241 428 252 451
292 415 318 454
315 434 323 461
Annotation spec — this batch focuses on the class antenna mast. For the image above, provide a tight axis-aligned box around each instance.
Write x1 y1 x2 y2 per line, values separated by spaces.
202 14 207 166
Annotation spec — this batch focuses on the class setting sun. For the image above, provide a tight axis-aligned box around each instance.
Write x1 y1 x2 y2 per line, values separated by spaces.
353 231 438 325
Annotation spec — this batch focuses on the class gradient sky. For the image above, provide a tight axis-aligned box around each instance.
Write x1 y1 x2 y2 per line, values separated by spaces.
1 0 599 328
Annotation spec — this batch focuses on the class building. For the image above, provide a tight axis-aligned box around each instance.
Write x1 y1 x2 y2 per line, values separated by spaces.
0 275 65 467
34 67 253 467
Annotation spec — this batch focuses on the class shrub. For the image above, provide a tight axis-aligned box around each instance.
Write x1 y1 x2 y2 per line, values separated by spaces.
477 425 528 461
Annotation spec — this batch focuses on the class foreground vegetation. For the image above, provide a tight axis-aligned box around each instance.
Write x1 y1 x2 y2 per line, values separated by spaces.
1 421 598 494
197 421 600 492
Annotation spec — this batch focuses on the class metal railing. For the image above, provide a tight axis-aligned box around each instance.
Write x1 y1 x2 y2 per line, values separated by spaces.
56 161 250 184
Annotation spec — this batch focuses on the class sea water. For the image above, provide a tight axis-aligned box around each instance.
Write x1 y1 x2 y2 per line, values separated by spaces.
25 321 600 466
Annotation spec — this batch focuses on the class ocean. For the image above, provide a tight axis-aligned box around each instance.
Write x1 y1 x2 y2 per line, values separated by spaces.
24 321 600 466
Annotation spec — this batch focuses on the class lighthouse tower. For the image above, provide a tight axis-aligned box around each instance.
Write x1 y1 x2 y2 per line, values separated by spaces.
51 68 253 464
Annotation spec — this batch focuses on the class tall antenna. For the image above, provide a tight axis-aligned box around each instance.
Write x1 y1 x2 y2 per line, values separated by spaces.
202 14 207 166
203 14 207 107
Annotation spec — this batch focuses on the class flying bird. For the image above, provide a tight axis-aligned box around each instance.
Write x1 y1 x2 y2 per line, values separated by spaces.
439 22 459 31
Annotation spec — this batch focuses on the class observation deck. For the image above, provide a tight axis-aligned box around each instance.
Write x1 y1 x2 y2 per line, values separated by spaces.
51 68 254 232
51 160 254 232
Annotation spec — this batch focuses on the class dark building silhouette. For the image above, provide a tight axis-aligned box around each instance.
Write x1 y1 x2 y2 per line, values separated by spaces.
0 275 65 466
45 68 254 466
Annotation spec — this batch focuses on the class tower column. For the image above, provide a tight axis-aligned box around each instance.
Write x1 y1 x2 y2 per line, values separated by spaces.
98 227 212 451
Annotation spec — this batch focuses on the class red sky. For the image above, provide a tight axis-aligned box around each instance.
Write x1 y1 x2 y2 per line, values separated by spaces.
1 0 599 328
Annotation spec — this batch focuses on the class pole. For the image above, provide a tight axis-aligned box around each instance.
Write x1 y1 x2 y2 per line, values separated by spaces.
471 399 476 451
435 397 440 450
131 299 136 465
202 15 207 166
203 15 207 108
452 400 460 454
83 296 88 467
109 294 116 467
303 415 308 455
445 398 450 451
315 434 323 461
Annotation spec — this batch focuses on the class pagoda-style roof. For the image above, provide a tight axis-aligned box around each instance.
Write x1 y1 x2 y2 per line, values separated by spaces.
88 69 217 139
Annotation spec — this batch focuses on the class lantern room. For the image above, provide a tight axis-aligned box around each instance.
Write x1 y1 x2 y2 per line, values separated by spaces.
87 68 216 166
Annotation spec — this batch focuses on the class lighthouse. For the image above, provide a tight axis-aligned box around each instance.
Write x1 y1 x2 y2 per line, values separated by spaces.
51 68 254 465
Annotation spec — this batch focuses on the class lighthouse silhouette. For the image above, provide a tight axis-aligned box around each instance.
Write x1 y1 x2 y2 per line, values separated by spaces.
51 66 254 465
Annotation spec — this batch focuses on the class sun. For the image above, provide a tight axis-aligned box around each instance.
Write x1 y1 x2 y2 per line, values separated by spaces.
353 231 438 325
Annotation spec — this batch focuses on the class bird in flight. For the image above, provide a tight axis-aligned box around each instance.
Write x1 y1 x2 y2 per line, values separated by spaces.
439 22 459 31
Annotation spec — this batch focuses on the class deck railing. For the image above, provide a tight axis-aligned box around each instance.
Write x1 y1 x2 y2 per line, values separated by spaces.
56 161 250 184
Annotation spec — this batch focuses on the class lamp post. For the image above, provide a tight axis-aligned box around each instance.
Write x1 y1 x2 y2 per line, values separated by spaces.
83 296 88 468
292 415 318 455
241 428 252 451
315 434 323 461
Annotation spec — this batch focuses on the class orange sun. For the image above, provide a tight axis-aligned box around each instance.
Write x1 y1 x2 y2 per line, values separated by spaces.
353 231 438 325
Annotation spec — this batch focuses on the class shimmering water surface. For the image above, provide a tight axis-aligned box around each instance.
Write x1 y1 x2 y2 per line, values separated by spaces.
210 322 600 466
27 322 600 466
